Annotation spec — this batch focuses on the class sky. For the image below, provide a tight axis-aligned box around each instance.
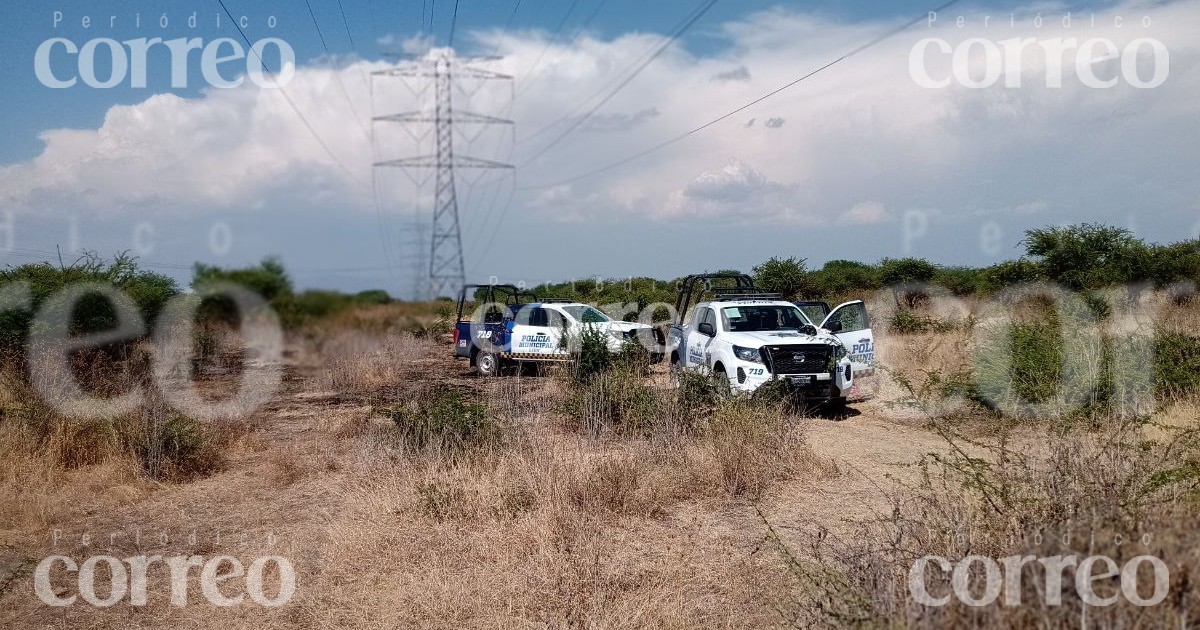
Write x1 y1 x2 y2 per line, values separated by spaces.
0 0 1197 297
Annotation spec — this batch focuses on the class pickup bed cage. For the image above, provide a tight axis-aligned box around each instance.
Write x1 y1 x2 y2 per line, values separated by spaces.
456 284 538 323
674 273 780 325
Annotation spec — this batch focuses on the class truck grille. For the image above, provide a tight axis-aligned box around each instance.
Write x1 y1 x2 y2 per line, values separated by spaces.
762 344 831 375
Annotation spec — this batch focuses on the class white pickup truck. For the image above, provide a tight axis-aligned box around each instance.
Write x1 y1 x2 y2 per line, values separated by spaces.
667 274 874 403
453 285 661 376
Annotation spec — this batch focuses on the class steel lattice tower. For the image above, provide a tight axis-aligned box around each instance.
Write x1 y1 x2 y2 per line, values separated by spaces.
373 52 513 299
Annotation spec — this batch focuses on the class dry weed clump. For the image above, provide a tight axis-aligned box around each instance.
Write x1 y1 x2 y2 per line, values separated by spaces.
306 423 800 628
0 370 248 533
768 413 1200 628
702 398 811 499
322 331 441 394
375 383 505 456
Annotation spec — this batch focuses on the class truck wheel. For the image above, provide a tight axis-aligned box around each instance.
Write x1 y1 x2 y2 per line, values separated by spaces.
475 351 501 377
712 366 732 395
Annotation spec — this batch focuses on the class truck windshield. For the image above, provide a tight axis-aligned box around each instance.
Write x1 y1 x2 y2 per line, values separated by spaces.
722 305 811 332
562 305 611 323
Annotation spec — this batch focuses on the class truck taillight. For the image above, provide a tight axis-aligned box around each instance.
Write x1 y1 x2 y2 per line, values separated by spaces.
453 328 460 345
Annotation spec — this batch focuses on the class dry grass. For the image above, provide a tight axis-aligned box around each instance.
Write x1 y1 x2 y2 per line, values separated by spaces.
300 418 827 629
322 330 443 394
2 300 1197 629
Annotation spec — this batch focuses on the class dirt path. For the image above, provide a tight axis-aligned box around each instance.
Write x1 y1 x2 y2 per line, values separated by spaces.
776 405 948 528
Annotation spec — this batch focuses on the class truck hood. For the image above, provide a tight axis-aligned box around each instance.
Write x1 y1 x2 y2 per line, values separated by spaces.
723 330 839 348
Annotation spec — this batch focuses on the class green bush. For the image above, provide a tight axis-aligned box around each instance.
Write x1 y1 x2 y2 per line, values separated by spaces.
972 319 1069 417
982 258 1044 293
933 266 987 297
809 260 880 297
1022 223 1148 291
381 387 500 451
888 309 959 334
967 318 1200 421
752 256 813 299
0 252 179 354
131 412 227 480
572 324 612 383
191 257 393 328
880 257 937 307
192 256 293 326
1154 332 1200 400
564 367 660 437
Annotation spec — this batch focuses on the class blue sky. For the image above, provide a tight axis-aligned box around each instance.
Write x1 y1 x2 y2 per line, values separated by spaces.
0 0 1195 296
0 0 946 163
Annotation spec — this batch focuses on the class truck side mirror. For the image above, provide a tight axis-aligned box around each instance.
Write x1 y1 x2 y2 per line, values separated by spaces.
698 322 715 337
825 320 843 333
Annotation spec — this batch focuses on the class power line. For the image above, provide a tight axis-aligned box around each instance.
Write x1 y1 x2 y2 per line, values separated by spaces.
518 0 720 166
335 0 358 51
515 0 583 94
519 0 713 147
449 0 462 47
474 0 716 263
520 0 964 190
302 0 371 139
213 0 367 189
508 0 611 102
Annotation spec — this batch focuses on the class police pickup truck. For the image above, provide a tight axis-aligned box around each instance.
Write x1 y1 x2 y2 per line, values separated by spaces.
453 284 661 376
667 274 874 403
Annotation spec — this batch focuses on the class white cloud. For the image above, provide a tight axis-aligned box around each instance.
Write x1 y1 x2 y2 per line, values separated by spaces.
1 0 1197 244
844 201 891 225
661 158 813 223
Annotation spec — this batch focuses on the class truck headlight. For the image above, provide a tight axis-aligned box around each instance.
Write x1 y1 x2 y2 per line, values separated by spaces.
834 344 847 360
733 345 762 363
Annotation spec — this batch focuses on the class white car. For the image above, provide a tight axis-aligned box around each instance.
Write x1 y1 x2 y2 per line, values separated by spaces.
667 275 874 403
455 291 661 376
509 300 658 358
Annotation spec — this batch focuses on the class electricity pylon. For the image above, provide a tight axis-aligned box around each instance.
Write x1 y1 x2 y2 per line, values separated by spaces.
372 52 513 299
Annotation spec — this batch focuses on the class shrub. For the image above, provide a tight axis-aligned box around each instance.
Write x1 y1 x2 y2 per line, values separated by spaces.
571 324 612 383
933 266 987 297
703 398 804 498
194 257 389 329
972 319 1075 418
880 258 937 307
753 256 813 299
888 309 959 335
563 367 660 437
380 387 501 452
770 418 1200 627
810 260 881 297
0 252 179 357
131 412 228 481
4 394 226 481
1022 223 1151 291
1153 332 1200 400
982 258 1045 293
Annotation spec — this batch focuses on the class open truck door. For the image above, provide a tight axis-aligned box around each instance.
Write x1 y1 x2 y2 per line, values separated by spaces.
820 300 875 386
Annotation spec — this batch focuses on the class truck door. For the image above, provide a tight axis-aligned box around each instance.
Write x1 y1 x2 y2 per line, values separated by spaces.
821 300 875 377
511 306 567 358
685 307 717 371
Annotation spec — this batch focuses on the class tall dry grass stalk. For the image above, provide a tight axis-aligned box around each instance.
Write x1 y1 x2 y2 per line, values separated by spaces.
323 331 442 394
